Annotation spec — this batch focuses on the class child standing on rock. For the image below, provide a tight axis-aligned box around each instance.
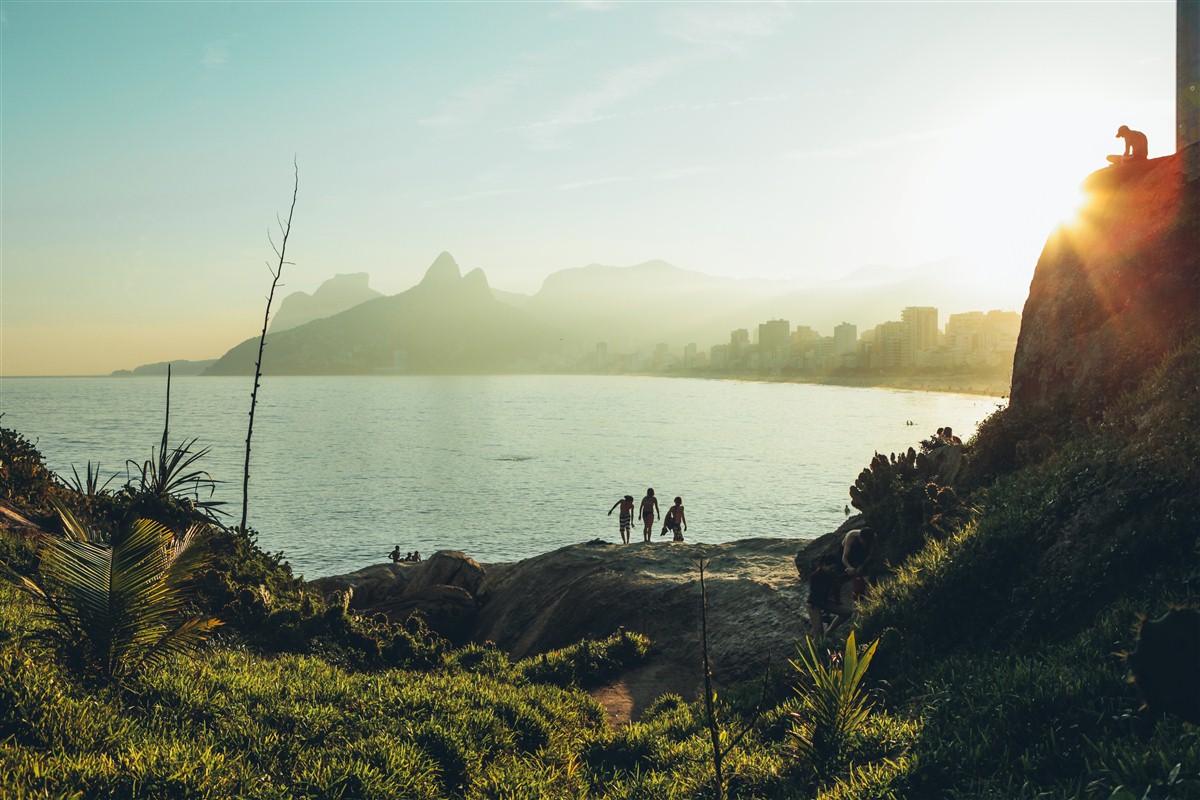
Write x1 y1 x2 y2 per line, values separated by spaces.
662 496 687 541
608 495 636 544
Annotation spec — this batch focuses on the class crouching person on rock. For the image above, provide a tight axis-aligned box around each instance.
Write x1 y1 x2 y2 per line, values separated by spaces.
802 553 855 640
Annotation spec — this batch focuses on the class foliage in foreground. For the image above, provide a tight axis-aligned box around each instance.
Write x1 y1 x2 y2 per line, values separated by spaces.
3 500 220 684
0 576 912 800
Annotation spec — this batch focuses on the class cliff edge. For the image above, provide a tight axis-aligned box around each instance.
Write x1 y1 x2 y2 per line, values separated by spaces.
1011 149 1200 416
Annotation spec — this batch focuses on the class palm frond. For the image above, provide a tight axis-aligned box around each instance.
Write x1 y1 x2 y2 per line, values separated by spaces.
0 502 221 683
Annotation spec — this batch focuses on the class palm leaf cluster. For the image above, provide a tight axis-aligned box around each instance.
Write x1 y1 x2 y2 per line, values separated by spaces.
6 499 221 682
789 630 879 777
127 437 226 524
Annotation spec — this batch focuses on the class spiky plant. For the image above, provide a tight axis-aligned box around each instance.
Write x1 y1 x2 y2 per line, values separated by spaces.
788 630 879 779
2 498 221 683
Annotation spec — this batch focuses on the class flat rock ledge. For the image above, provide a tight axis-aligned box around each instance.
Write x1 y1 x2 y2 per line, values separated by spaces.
311 519 860 721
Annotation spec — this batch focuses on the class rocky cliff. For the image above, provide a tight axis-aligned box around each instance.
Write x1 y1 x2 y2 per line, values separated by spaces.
1011 149 1200 416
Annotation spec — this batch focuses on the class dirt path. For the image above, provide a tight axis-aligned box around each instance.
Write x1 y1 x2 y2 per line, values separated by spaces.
589 660 702 727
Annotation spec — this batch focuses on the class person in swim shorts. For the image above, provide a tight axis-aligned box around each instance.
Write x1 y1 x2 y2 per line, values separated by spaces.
662 496 687 541
639 488 659 543
608 494 636 544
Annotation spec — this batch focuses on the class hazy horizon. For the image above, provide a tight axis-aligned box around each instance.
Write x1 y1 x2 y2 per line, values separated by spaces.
1 2 1176 376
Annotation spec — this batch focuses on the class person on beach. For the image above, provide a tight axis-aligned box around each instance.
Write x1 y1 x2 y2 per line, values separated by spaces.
639 488 659 543
805 553 855 639
389 545 402 564
608 494 636 544
661 496 687 541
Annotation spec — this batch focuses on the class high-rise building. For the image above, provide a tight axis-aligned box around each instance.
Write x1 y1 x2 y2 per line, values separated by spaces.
758 319 791 368
730 329 750 364
834 322 858 356
901 306 939 365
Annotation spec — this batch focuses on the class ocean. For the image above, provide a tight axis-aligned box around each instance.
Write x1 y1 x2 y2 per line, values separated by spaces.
0 375 1002 577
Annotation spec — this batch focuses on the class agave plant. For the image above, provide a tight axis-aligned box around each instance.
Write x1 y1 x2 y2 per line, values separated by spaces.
124 366 226 525
63 461 119 497
2 497 222 683
789 630 879 778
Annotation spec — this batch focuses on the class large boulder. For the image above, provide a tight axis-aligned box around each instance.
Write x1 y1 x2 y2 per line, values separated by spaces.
310 550 486 640
309 563 412 610
469 534 845 701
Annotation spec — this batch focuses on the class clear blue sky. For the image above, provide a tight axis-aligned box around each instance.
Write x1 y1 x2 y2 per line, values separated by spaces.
1 1 1176 375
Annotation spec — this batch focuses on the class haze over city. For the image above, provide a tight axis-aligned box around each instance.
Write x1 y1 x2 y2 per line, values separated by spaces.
1 1 1176 376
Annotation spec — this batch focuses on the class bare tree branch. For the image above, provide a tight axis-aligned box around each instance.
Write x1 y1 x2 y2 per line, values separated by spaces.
241 159 298 532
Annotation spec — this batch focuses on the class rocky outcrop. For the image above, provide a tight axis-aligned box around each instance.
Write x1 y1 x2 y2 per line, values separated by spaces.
310 550 486 642
1011 149 1200 417
312 526 860 709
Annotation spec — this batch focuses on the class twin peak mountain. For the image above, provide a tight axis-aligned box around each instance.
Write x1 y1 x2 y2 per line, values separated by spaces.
203 251 993 376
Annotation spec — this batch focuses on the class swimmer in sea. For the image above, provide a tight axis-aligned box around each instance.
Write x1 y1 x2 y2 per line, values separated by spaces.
639 488 660 543
608 494 636 544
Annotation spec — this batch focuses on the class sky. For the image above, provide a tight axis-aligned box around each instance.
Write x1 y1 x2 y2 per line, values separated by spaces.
0 1 1177 376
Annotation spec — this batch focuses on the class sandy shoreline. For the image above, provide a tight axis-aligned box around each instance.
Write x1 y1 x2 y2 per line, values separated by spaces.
655 370 1011 398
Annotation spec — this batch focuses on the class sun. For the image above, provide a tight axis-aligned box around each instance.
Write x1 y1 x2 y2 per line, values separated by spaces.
916 93 1116 286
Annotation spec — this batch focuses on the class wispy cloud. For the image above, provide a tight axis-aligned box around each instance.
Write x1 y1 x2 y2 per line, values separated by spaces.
418 51 556 129
784 128 958 161
557 175 637 191
202 34 245 69
519 54 700 150
422 188 524 207
558 164 724 191
659 2 793 54
653 164 725 181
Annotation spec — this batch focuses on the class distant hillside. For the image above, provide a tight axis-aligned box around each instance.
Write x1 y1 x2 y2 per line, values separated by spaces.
110 359 216 377
519 257 1012 352
522 260 792 350
270 272 383 332
204 253 563 375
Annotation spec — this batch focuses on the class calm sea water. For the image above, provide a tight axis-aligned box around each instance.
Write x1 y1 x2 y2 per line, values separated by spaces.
0 375 1002 577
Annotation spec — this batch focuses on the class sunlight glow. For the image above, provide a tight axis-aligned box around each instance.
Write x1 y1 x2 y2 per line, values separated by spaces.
911 92 1125 293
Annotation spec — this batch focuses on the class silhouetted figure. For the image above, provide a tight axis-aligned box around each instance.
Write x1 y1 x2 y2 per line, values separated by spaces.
805 553 854 640
608 494 636 544
389 545 402 564
639 488 659 543
841 527 878 600
929 425 965 484
1108 124 1148 165
662 496 686 541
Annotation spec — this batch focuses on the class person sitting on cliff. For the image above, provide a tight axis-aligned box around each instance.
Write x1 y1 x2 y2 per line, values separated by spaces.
1107 125 1148 165
389 545 402 564
412 550 422 562
928 426 965 484
661 496 687 541
841 526 878 600
608 494 636 544
639 488 660 543
805 554 855 640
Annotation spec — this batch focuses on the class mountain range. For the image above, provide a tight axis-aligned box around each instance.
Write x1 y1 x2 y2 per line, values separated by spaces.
204 253 560 375
114 252 1018 376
